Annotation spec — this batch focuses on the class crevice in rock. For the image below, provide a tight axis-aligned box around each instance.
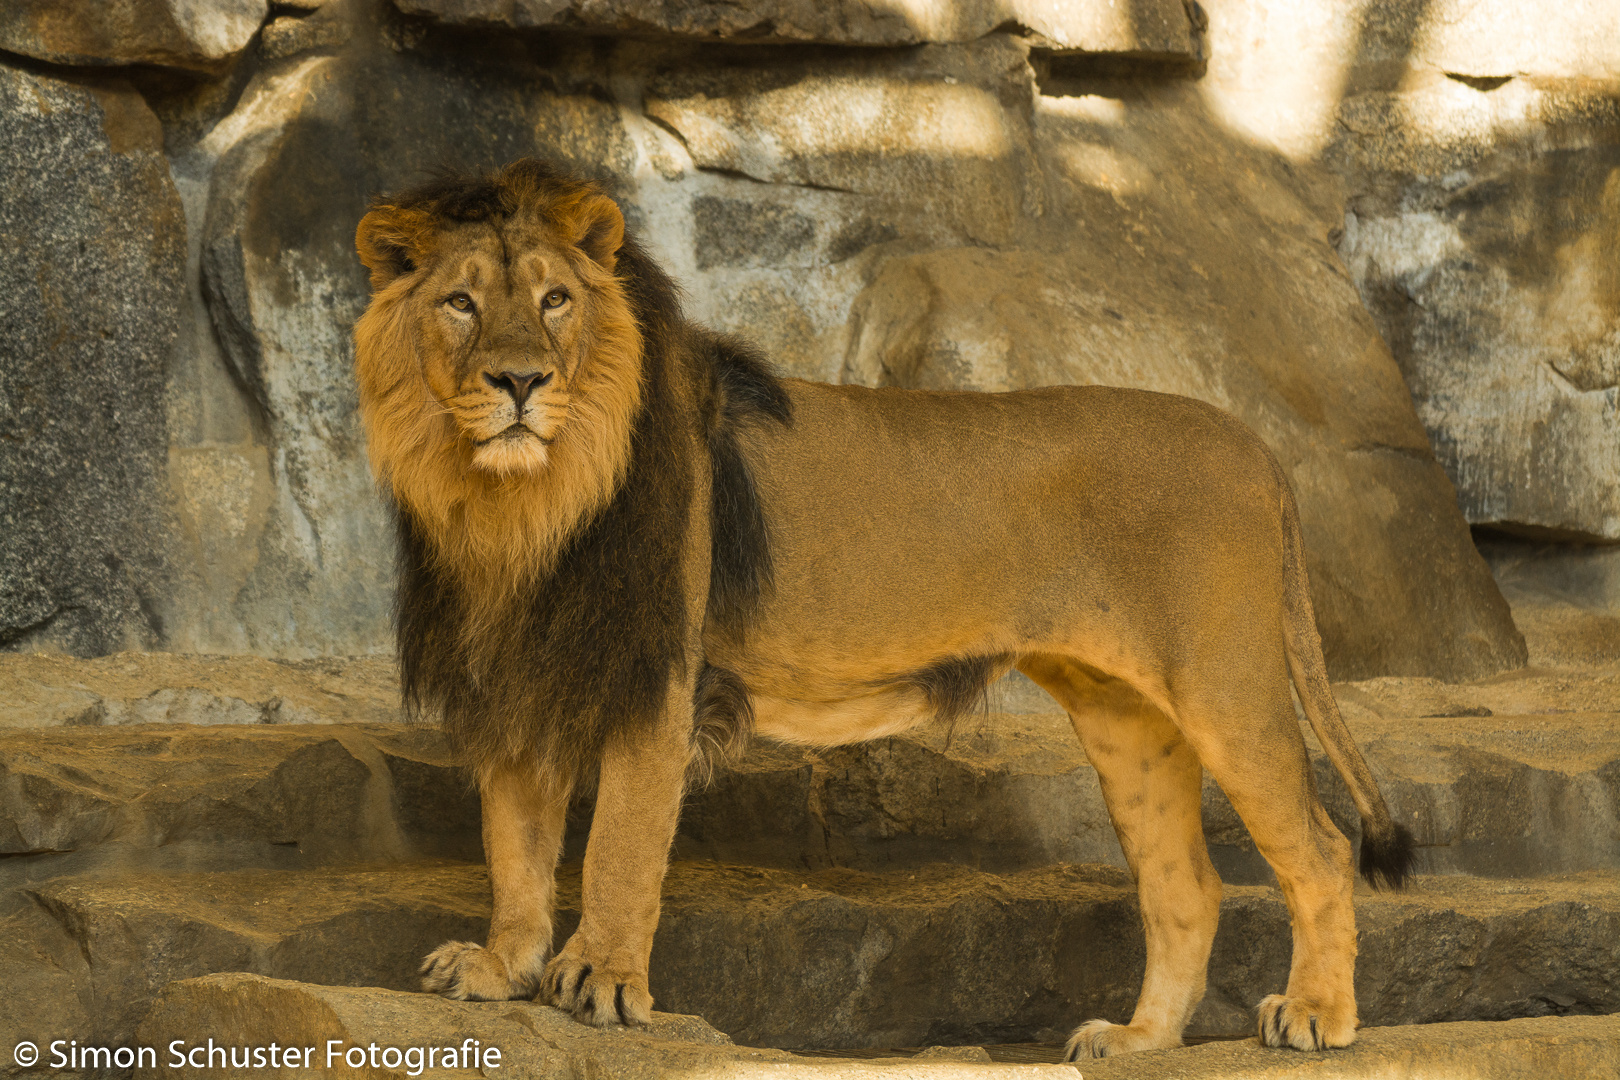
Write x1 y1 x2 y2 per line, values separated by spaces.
1473 522 1620 548
0 606 83 650
1346 442 1434 463
1031 49 1205 100
1548 358 1620 395
1445 73 1513 92
698 164 858 196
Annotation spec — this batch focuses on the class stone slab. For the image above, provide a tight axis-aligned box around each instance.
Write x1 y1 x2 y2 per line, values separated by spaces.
1078 1014 1620 1080
0 723 476 866
133 973 1075 1078
9 861 1617 1054
3 686 1616 883
0 0 267 71
0 652 400 730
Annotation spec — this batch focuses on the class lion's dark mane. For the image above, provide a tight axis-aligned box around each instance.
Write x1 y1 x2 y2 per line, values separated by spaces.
390 162 790 781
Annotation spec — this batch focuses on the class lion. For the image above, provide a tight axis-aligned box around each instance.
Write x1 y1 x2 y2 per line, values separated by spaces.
351 159 1414 1060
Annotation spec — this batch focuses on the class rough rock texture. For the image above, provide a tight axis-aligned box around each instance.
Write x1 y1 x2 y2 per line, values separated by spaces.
0 67 186 657
395 0 1203 55
1198 0 1620 545
0 0 269 71
7 860 1617 1056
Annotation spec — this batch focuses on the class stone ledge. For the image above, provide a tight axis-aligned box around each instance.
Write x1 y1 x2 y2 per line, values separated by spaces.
130 975 1620 1079
134 973 1074 1077
0 652 400 731
9 861 1617 1054
6 696 1619 881
1079 1014 1620 1080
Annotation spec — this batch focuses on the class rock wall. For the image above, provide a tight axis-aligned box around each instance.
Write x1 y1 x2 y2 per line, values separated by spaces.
0 0 1564 680
1198 1 1620 553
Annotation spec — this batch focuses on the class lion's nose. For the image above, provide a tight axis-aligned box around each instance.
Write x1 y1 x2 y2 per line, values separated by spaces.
484 369 554 408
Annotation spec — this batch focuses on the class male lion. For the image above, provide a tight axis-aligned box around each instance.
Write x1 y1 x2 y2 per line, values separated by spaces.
352 159 1413 1060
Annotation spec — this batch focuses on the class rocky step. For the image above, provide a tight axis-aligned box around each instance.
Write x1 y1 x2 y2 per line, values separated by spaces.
5 706 1619 888
0 653 401 731
4 860 1615 1066
132 975 1620 1080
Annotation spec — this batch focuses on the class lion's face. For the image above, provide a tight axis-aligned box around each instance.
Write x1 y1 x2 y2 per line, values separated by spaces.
414 220 597 475
352 168 644 583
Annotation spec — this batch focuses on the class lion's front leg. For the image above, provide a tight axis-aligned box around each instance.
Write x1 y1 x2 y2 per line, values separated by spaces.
422 761 572 1000
542 719 689 1027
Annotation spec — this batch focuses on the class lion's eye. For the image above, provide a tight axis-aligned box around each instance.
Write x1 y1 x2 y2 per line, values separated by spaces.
542 289 569 310
447 294 475 313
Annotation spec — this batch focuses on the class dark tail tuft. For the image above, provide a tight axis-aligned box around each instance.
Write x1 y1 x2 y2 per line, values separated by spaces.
1359 822 1416 890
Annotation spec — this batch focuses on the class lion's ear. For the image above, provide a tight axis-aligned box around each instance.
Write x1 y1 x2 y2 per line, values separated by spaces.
356 207 435 290
562 194 625 271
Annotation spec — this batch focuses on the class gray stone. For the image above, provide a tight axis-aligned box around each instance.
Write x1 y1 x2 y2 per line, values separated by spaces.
0 65 186 657
395 0 1201 55
26 865 490 1050
0 11 1520 678
1191 0 1620 566
0 0 268 72
1333 119 1620 542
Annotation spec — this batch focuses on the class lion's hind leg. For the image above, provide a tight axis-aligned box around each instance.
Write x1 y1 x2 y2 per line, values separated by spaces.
1170 664 1360 1051
422 761 572 1001
1021 656 1222 1061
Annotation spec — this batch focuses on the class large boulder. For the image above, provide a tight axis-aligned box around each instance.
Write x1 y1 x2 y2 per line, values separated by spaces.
0 65 186 656
0 0 268 72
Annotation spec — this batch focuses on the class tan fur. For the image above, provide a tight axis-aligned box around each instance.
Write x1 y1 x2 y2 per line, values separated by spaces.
356 169 1407 1058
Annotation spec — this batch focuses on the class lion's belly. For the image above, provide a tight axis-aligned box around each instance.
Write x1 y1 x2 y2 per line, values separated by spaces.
749 686 937 747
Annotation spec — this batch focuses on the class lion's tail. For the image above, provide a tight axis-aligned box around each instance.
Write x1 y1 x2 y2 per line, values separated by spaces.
1277 477 1415 890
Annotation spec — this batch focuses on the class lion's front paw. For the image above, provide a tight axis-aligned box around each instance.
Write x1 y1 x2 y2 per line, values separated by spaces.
1257 994 1356 1051
420 941 538 1001
542 952 653 1028
1064 1019 1180 1060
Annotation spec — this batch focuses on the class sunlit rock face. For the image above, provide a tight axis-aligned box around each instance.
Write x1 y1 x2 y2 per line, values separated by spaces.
0 0 269 71
1200 0 1620 545
0 0 1543 679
